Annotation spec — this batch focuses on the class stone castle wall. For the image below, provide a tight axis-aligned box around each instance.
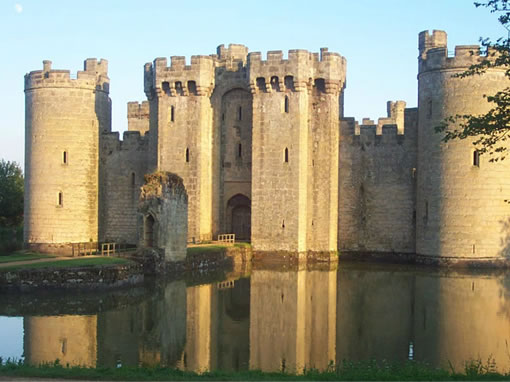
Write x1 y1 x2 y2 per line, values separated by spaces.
24 59 111 253
338 104 417 253
100 131 149 244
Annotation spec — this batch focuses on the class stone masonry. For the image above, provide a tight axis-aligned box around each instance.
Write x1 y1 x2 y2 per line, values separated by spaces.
23 30 510 261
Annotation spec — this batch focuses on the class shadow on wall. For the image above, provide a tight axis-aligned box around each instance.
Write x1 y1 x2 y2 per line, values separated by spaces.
499 217 510 258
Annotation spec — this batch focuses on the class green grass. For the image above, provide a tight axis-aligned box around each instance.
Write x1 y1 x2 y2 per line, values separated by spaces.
0 251 54 264
187 245 227 256
0 359 508 381
0 256 132 271
234 242 251 248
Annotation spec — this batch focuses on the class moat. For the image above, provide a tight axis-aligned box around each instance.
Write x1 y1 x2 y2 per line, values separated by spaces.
1 262 509 373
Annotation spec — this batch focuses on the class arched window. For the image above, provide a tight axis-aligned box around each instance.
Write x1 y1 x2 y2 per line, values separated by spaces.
284 147 289 163
162 81 170 95
57 191 63 207
284 96 289 113
175 81 184 95
284 76 294 91
62 151 68 164
473 150 480 167
270 76 280 91
186 148 190 163
256 77 266 92
187 80 197 95
170 106 175 122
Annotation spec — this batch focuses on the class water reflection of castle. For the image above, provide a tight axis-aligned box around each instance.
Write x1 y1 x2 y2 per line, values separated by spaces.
23 268 510 373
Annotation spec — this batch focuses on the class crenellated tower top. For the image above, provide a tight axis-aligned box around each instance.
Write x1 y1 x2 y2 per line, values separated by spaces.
418 30 501 74
24 58 109 93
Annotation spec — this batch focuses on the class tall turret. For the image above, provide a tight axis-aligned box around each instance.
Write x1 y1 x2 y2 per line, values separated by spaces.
248 48 346 254
416 30 510 260
144 55 215 242
24 59 111 254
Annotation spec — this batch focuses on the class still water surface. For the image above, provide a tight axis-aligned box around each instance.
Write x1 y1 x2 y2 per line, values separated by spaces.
1 263 510 373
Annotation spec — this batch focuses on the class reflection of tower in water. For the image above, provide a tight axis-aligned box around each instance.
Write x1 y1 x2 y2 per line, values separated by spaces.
24 315 98 367
249 267 337 373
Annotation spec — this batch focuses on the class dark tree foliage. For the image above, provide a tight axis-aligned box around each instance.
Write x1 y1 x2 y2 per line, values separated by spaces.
435 1 510 162
0 159 24 227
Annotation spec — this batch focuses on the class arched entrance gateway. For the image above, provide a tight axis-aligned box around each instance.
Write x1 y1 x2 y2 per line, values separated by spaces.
226 194 251 241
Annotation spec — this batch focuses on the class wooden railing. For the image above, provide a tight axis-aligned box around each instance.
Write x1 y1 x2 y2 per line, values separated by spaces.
71 242 98 257
217 234 235 245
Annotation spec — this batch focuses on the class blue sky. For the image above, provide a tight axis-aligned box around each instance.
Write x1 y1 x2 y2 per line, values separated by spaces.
0 0 504 166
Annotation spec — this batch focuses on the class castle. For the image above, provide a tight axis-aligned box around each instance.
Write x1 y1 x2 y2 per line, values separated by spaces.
23 30 510 262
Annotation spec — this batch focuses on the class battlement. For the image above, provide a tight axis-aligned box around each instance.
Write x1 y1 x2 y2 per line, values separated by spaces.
25 59 110 92
127 101 149 118
247 48 346 94
144 54 215 98
216 44 248 63
102 130 149 154
341 100 408 143
418 30 498 74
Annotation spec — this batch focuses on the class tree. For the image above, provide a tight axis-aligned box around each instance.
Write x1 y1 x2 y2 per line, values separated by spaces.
435 1 510 161
0 159 24 227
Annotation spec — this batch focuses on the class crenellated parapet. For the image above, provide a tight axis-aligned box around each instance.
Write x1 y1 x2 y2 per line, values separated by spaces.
342 100 407 139
127 101 149 119
418 30 500 74
144 55 215 99
247 48 346 95
25 59 109 93
102 131 149 154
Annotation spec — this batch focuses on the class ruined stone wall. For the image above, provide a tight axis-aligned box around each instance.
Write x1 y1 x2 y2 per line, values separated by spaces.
100 131 148 244
250 49 345 253
338 105 417 253
24 59 110 251
138 172 188 262
144 56 215 242
416 30 510 258
127 101 149 135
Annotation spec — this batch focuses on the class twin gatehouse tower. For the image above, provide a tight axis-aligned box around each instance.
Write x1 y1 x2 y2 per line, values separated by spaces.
23 31 510 262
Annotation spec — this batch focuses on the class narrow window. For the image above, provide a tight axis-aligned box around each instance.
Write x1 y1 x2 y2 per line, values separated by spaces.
58 191 63 207
238 106 242 121
284 147 289 163
170 105 175 122
284 96 289 113
222 113 225 121
427 99 433 119
238 143 242 158
131 172 135 187
473 150 480 167
424 201 429 224
62 151 68 164
186 148 190 163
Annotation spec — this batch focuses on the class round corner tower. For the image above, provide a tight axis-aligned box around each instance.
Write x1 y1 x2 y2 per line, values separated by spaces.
24 59 111 254
416 30 510 260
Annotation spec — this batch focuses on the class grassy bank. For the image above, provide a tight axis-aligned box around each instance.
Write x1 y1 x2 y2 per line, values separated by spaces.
0 251 54 263
0 359 507 381
0 256 132 271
